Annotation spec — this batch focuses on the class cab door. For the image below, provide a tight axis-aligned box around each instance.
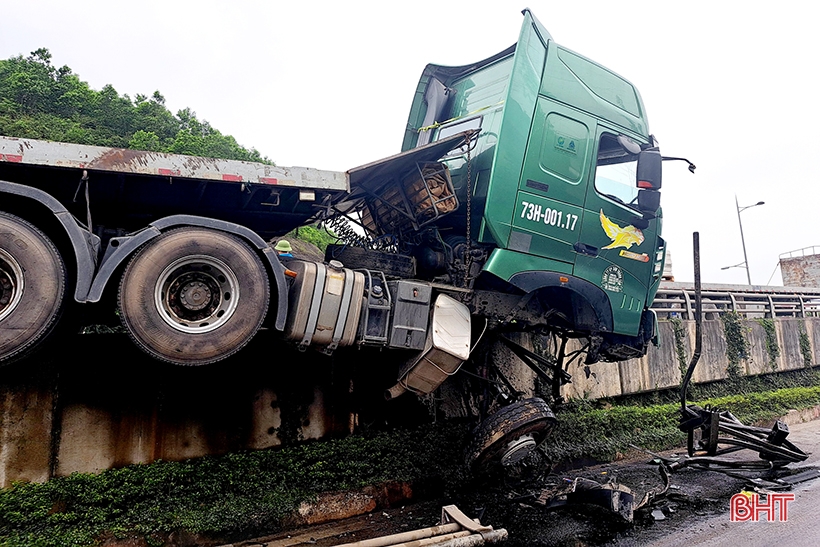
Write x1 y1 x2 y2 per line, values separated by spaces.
574 129 657 336
508 97 596 270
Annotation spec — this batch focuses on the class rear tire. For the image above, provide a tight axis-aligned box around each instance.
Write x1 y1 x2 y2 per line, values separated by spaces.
0 212 66 364
118 228 269 365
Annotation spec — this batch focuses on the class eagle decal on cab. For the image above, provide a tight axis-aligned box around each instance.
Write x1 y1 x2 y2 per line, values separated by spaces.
599 210 644 250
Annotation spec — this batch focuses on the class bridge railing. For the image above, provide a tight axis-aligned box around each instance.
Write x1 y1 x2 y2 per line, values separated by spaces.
651 282 820 320
780 245 820 259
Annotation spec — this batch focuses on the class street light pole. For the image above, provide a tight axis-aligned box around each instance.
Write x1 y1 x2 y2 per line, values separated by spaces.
734 196 765 285
736 195 752 284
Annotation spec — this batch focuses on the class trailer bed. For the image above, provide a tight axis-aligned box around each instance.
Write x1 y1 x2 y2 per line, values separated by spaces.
0 136 349 239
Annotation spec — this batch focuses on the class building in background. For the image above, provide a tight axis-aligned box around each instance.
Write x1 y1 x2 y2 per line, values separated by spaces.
780 246 820 288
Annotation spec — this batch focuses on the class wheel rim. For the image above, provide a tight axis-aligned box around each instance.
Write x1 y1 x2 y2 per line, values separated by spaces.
0 248 24 322
154 255 240 334
500 433 537 466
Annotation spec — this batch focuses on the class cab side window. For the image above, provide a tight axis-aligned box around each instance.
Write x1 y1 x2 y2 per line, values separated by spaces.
594 133 639 208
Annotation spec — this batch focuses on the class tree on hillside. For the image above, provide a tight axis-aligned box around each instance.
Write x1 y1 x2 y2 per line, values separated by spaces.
0 48 272 164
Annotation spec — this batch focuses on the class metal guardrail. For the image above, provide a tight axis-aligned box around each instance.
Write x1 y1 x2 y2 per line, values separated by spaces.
651 282 820 320
780 245 820 259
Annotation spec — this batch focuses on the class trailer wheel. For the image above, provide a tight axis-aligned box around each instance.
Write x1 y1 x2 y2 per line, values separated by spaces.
118 227 269 365
465 397 557 472
0 212 66 364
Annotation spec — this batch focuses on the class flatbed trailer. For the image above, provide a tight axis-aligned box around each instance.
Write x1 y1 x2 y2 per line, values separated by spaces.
0 129 478 365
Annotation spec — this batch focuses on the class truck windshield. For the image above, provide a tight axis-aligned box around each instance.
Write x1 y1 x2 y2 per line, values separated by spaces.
594 133 639 208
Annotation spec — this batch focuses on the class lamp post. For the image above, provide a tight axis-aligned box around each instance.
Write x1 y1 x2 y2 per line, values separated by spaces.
722 196 764 284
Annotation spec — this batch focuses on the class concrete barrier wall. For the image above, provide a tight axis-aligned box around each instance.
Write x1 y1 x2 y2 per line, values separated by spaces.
2 317 819 487
561 317 820 400
0 335 378 488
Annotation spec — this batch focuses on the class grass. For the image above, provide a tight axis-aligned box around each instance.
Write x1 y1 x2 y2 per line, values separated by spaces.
0 425 469 547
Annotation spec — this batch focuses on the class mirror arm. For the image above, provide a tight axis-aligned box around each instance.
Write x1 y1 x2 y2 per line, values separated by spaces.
662 156 697 174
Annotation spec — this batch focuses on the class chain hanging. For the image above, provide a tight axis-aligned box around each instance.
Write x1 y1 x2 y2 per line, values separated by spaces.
464 134 474 287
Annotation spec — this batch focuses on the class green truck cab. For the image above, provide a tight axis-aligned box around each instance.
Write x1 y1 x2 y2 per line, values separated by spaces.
401 10 666 362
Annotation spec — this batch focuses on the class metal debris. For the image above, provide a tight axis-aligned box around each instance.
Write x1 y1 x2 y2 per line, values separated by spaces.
673 407 808 472
330 505 507 547
567 481 636 522
675 235 810 477
520 470 671 523
776 467 820 485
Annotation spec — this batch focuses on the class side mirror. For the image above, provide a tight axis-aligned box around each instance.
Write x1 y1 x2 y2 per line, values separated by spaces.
637 148 662 189
632 188 660 229
637 188 661 214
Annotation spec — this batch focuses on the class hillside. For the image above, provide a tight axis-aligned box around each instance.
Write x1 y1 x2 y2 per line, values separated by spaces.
0 48 270 163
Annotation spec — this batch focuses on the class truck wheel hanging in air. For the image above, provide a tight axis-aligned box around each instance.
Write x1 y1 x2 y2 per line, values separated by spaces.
0 212 67 365
118 227 270 366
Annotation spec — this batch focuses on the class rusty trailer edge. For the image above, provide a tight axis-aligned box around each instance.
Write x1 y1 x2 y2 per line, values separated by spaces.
0 135 349 192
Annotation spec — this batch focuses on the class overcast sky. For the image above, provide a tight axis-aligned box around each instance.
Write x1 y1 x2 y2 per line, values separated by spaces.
2 1 818 286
